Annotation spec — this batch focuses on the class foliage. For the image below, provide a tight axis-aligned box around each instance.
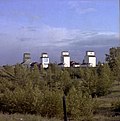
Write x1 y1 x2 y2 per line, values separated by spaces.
40 90 63 118
96 63 113 96
0 49 119 120
67 87 95 120
81 68 98 97
112 99 120 112
106 47 120 81
0 113 61 121
114 101 120 112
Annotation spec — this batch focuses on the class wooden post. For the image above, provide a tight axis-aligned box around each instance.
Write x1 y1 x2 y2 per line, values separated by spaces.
63 95 67 121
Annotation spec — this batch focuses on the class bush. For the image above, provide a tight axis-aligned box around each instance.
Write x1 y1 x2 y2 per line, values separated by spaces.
40 90 63 118
67 87 95 121
112 100 120 112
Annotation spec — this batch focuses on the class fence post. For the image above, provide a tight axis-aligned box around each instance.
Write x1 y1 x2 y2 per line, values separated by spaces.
63 95 67 121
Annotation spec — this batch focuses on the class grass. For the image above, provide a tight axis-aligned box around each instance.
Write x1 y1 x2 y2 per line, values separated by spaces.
93 80 120 121
0 113 61 121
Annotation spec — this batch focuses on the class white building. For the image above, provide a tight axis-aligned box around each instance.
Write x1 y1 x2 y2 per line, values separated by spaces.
41 53 49 68
61 51 70 67
84 51 96 67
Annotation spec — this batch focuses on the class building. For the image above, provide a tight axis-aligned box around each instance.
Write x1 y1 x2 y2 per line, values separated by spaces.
70 61 80 68
22 53 31 67
61 51 70 67
23 53 31 62
41 53 49 68
84 51 96 67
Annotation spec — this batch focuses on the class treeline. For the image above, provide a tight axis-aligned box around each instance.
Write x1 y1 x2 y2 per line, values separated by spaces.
0 47 120 120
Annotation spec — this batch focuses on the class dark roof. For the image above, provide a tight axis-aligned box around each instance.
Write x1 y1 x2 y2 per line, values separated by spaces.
24 53 31 55
87 55 96 57
41 52 48 54
58 63 64 65
86 50 94 52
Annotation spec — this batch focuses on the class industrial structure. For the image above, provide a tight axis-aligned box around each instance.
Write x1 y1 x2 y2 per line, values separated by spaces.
22 53 31 67
41 53 49 68
84 51 96 67
21 50 97 68
61 51 70 67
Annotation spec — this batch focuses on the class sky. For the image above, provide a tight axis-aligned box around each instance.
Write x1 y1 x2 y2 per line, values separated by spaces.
0 0 119 65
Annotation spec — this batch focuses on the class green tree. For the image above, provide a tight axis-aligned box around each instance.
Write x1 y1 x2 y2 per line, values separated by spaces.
96 64 112 96
81 68 98 97
30 64 46 90
40 90 63 118
106 47 120 81
14 64 30 87
59 69 72 95
67 87 94 120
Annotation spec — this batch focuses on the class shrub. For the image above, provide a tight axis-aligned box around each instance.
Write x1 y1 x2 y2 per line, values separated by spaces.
112 100 120 112
67 87 95 121
40 90 63 118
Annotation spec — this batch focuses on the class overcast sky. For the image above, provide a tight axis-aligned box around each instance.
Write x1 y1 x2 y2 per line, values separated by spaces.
0 0 119 65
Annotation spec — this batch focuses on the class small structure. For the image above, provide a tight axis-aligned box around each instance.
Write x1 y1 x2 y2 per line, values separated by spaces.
70 61 80 68
23 53 31 62
41 53 49 68
21 53 31 67
61 51 70 67
84 51 96 67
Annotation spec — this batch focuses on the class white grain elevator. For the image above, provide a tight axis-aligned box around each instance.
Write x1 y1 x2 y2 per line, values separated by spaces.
41 53 49 68
61 51 70 67
84 51 96 67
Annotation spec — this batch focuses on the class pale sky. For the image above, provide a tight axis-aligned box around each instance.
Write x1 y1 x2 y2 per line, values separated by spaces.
0 0 119 65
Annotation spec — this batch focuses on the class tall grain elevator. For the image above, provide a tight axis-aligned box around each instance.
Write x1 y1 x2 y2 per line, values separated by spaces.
41 53 49 68
84 51 96 67
61 51 70 67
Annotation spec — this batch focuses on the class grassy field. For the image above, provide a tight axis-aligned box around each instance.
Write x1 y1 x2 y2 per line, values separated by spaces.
0 113 61 121
0 81 120 121
93 80 120 121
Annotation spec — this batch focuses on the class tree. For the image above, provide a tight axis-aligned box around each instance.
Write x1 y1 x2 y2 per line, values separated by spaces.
59 69 72 95
67 87 95 120
30 64 46 90
106 47 120 81
81 68 98 97
40 90 63 118
14 64 30 87
96 64 112 96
